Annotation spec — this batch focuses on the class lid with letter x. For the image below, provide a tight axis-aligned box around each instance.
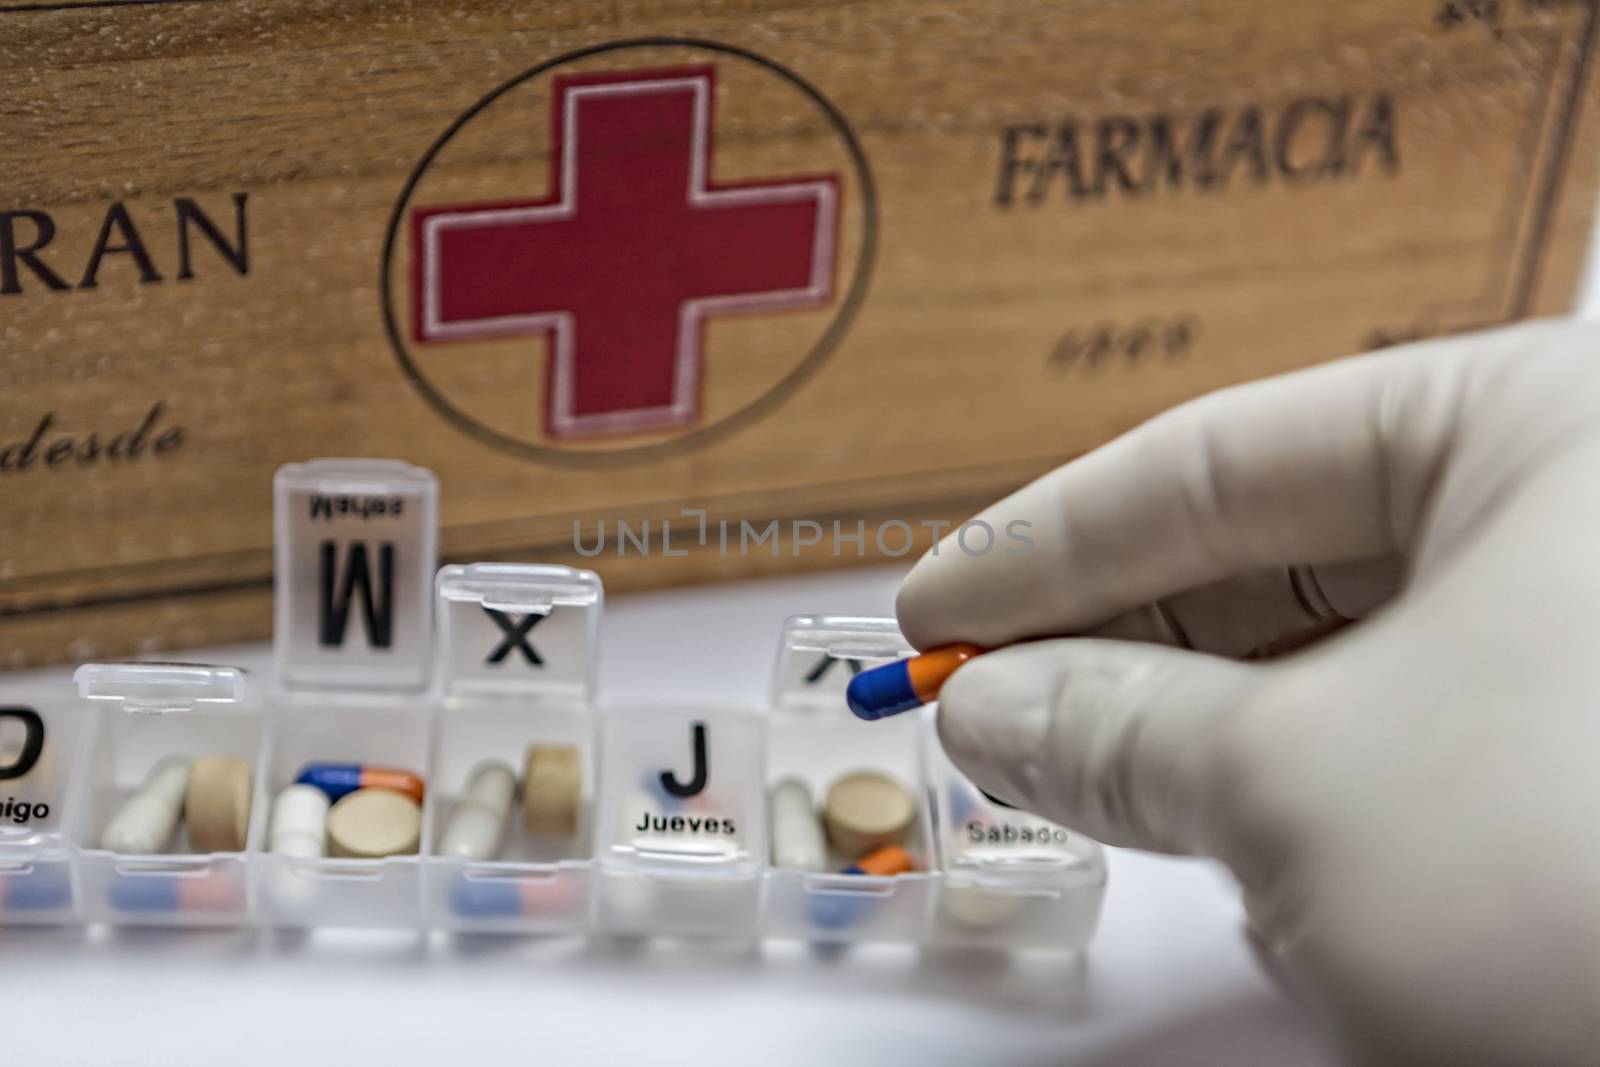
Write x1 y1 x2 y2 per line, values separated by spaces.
771 615 912 714
434 563 602 705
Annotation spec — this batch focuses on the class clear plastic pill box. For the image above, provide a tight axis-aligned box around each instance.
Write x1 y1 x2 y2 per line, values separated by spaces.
273 458 438 694
71 663 262 927
424 563 601 935
763 616 937 943
764 617 1106 948
0 688 84 924
255 700 432 928
596 702 767 938
0 459 1107 950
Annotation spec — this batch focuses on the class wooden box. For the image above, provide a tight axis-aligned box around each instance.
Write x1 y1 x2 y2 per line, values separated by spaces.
3 0 1598 666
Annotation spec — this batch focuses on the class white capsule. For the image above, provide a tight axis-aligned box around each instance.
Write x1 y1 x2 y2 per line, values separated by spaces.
101 757 191 854
439 761 515 861
769 777 827 871
269 783 330 859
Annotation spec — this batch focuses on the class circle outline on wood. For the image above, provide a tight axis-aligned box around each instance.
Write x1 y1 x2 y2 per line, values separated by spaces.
380 36 879 467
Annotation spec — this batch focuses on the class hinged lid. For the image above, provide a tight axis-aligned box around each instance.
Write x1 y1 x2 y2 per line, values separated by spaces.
770 615 912 713
73 662 252 715
272 458 439 695
435 563 602 703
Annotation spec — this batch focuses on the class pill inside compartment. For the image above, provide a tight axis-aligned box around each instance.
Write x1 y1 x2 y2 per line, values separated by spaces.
761 617 938 945
69 664 263 927
926 739 1108 951
423 562 602 934
254 701 431 928
424 703 596 934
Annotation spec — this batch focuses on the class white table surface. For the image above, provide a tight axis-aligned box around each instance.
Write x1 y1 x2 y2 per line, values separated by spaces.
0 564 1337 1067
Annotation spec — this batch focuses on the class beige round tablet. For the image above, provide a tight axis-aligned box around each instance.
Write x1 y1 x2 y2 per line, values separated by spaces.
523 744 580 836
942 883 1024 928
824 770 916 861
185 755 253 853
326 788 421 859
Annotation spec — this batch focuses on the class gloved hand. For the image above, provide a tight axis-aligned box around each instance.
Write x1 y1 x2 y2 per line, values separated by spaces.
896 319 1600 1066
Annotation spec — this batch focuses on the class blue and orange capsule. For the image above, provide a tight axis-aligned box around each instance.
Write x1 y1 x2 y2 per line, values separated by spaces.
807 844 919 929
0 866 73 913
295 763 425 805
846 645 983 721
449 875 582 920
109 872 242 914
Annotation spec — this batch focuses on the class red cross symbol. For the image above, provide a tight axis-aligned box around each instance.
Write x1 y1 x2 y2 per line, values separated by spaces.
411 66 841 439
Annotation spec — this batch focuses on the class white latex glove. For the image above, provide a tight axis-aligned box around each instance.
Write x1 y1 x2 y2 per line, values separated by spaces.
897 319 1600 1066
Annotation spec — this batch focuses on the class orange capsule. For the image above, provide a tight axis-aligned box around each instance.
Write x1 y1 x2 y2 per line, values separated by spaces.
361 768 426 806
295 763 425 805
844 844 917 877
846 644 983 720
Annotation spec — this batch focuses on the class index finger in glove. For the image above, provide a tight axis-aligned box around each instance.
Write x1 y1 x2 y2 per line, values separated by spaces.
897 337 1468 651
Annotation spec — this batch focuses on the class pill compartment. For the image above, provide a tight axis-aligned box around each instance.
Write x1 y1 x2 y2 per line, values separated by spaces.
273 458 438 695
252 701 433 928
0 690 87 924
423 564 601 935
927 739 1107 950
594 704 765 938
69 664 263 928
760 617 937 945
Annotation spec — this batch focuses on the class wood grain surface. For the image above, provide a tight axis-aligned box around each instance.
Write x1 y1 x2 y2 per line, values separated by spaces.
1 0 1597 667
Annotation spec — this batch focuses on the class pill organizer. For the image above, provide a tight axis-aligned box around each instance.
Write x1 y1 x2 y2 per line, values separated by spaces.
69 664 264 926
426 563 600 935
0 690 83 924
0 459 1107 948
